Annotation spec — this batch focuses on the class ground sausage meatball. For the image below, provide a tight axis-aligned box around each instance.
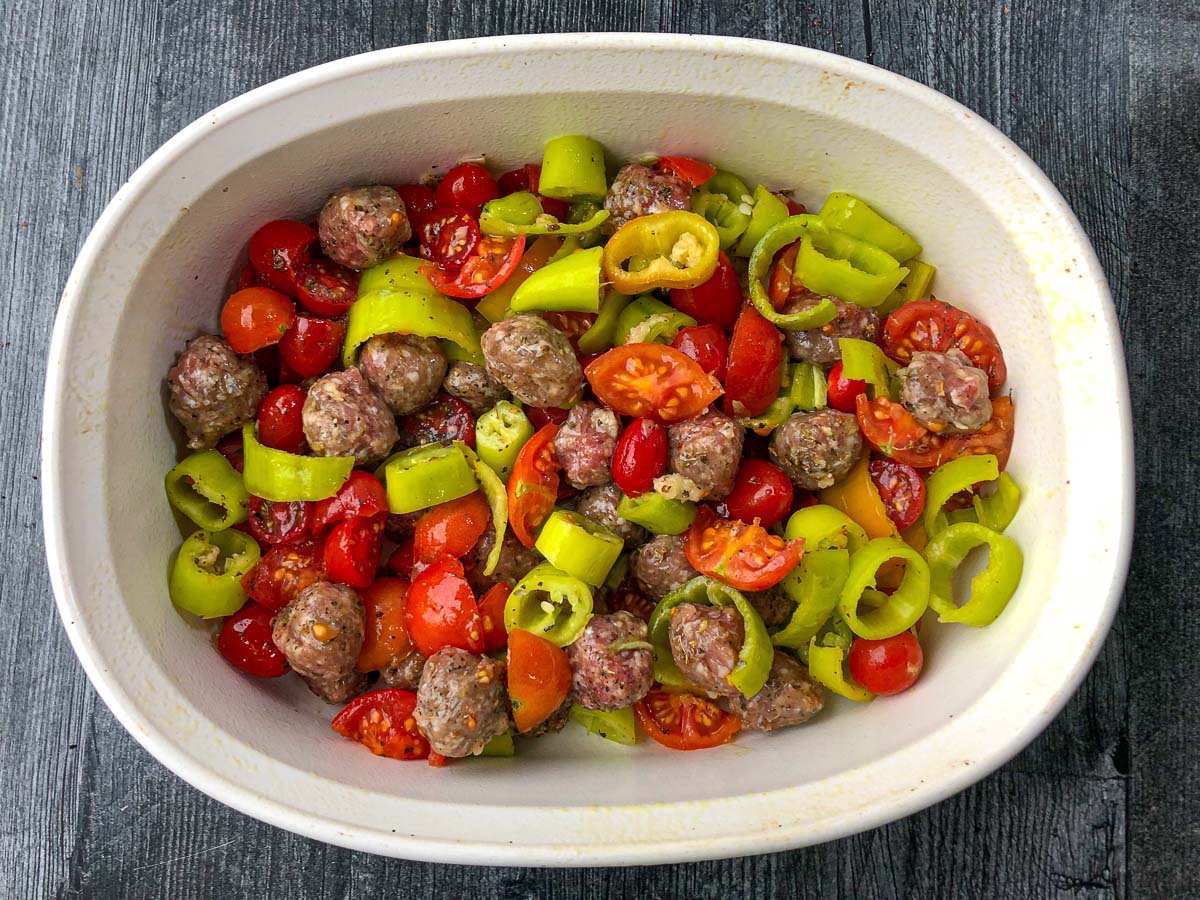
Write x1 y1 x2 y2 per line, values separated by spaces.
357 333 447 416
573 483 647 548
464 527 541 595
899 349 993 435
667 604 744 697
413 647 510 757
480 314 583 409
720 651 824 731
770 409 862 491
166 334 267 450
747 586 796 629
553 401 619 489
667 409 745 500
567 612 654 711
318 185 411 270
272 582 366 704
379 651 425 691
604 163 691 231
631 534 698 600
783 293 881 366
302 367 398 466
442 361 510 415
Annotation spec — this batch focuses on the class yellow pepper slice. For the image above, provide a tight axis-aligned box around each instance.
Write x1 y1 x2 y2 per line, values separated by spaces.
819 455 897 540
602 211 721 294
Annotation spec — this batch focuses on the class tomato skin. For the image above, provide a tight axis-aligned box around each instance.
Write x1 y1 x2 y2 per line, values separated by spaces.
256 385 307 454
498 164 539 196
436 163 499 217
236 261 262 291
357 577 413 672
414 492 492 563
331 688 430 760
420 206 480 269
404 556 484 656
421 234 525 299
868 460 927 531
478 582 512 652
856 394 1016 470
295 257 359 317
782 196 807 216
655 155 717 187
634 689 741 750
768 242 799 310
723 305 784 418
248 219 317 296
394 184 438 231
671 324 729 383
278 315 345 379
247 497 311 546
882 299 1007 391
714 459 794 528
585 345 724 424
668 251 741 329
401 393 476 448
611 418 668 497
847 632 924 695
385 539 416 580
684 506 803 591
241 538 325 611
508 424 561 547
323 514 386 589
827 361 867 413
217 602 290 678
311 471 389 533
507 629 573 733
215 431 245 472
221 287 296 354
526 406 569 429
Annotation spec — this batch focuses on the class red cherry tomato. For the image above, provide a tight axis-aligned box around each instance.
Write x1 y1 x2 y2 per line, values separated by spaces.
856 394 1016 471
385 539 416 580
401 393 476 448
525 407 570 429
356 578 413 673
404 556 484 656
507 628 572 733
247 497 311 546
668 251 741 329
421 234 525 300
684 506 803 592
436 163 500 217
768 242 799 310
723 304 783 418
240 538 325 611
508 424 561 547
868 460 927 531
215 431 244 472
217 602 289 678
498 164 540 195
394 183 438 231
312 471 389 533
634 689 741 751
671 324 729 383
611 418 668 497
220 287 296 354
278 315 345 379
655 155 717 187
332 688 430 761
295 257 359 318
847 631 924 695
714 459 794 528
478 582 511 653
782 196 807 216
256 385 307 454
235 260 262 291
323 514 386 589
827 361 867 413
248 219 317 296
585 345 723 424
413 492 492 563
882 299 1007 391
420 206 480 269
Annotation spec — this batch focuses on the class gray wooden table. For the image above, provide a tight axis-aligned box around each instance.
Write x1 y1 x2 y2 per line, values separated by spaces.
2 1 1194 897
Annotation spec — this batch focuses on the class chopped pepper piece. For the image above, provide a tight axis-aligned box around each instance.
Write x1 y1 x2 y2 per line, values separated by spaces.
616 491 698 535
878 258 936 316
475 400 534 482
807 638 875 702
925 522 1023 627
923 454 1001 537
693 170 753 249
456 442 508 577
241 424 352 502
819 454 898 540
839 537 931 640
383 442 478 515
747 216 839 330
795 230 909 308
576 290 631 354
790 361 829 411
569 704 638 745
615 294 697 345
538 135 609 201
839 337 900 400
479 730 516 757
534 509 623 585
341 288 480 367
480 192 611 237
817 192 922 262
169 529 261 619
773 548 850 649
164 449 249 531
784 505 869 554
475 235 561 323
357 254 436 298
505 563 595 647
602 211 721 294
732 185 790 257
509 245 604 313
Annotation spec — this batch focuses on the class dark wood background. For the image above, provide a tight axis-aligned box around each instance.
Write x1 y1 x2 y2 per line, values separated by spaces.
3 0 1194 896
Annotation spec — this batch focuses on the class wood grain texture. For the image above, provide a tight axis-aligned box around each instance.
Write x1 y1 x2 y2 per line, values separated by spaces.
1 0 1187 896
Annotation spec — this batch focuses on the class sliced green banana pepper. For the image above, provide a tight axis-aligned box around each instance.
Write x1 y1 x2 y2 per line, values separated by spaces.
480 192 610 237
784 504 869 553
382 441 478 514
839 337 900 400
616 491 697 535
807 638 874 702
817 191 922 262
569 705 637 744
169 529 261 619
839 537 931 640
925 522 1023 627
773 548 850 649
615 294 697 345
475 400 534 482
505 563 595 647
795 230 909 308
242 425 352 502
457 442 508 578
747 215 839 330
693 170 753 249
164 449 249 531
539 135 609 201
534 509 623 586
923 454 1003 536
576 290 630 354
733 185 790 257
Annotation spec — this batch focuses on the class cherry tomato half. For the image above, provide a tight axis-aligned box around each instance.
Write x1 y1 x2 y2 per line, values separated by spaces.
295 257 359 318
247 497 311 546
221 287 296 354
240 538 325 611
634 689 741 751
655 155 717 187
414 492 492 563
714 459 794 529
507 424 561 548
356 577 413 673
436 162 500 218
279 315 345 379
669 251 741 329
723 304 783 418
404 556 484 656
394 184 439 232
256 384 307 454
498 164 540 196
525 407 570 429
331 688 430 760
847 631 924 696
671 324 729 384
507 628 573 733
217 602 289 678
401 393 476 448
385 539 416 580
605 577 657 623
856 394 1016 470
768 242 799 310
248 219 317 296
585 345 723 424
868 460 927 531
312 471 389 533
826 360 867 413
882 299 1007 391
684 506 803 592
611 418 668 497
420 206 480 269
478 582 512 653
421 234 525 299
323 514 386 589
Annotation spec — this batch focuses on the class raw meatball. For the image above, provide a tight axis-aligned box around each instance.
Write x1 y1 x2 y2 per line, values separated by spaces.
553 401 619 489
720 651 824 731
567 612 654 711
357 333 447 416
442 361 510 415
631 534 698 600
464 526 541 595
667 409 745 500
667 603 744 697
573 483 647 548
302 367 398 466
318 185 411 270
747 586 796 629
770 409 862 491
783 293 880 366
604 163 691 231
480 315 583 409
272 582 366 704
166 334 267 450
413 647 511 758
899 349 993 435
379 651 425 691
